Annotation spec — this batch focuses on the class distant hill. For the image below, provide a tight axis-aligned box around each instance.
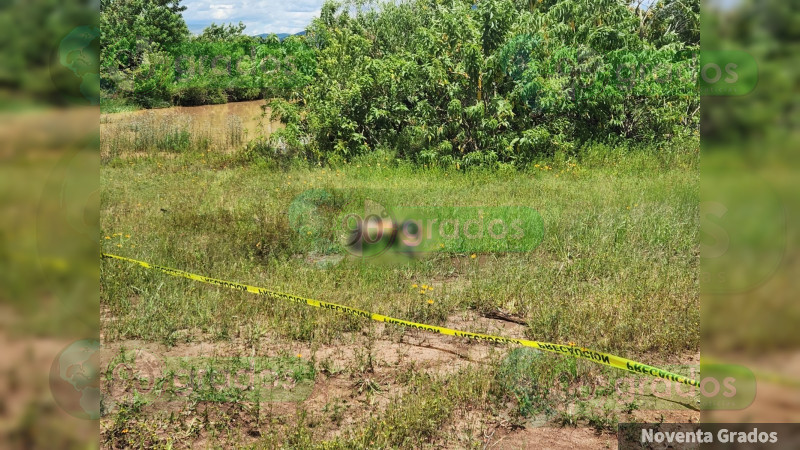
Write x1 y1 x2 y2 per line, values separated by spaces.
255 31 307 40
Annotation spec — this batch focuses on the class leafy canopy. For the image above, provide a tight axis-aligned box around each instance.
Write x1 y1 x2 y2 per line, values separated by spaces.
271 0 699 166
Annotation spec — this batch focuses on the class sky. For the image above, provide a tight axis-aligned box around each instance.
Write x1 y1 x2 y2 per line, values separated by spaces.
182 0 323 35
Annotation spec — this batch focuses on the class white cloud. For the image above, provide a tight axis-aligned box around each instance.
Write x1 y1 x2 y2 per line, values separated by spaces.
210 4 235 20
183 0 323 35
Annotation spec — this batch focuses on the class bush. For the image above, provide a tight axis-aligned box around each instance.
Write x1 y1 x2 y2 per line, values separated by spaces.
270 0 699 166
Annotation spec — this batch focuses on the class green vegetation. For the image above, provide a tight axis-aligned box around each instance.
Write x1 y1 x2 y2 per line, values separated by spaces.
702 0 800 144
701 0 800 354
99 0 702 446
271 0 698 166
101 0 699 165
100 1 314 109
1 110 99 338
100 122 699 444
101 132 697 353
0 0 97 107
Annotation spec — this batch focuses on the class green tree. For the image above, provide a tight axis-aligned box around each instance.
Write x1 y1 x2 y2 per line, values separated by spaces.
273 0 698 166
0 0 97 105
100 0 189 54
196 22 247 42
100 0 189 102
639 0 700 47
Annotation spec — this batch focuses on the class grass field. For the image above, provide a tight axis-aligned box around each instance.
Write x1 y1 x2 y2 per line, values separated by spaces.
100 107 699 448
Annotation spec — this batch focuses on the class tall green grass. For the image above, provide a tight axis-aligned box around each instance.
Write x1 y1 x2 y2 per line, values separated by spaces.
101 138 698 353
100 129 698 446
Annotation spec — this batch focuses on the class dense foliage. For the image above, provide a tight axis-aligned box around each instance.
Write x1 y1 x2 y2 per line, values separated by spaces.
702 0 800 143
99 0 701 164
100 0 315 107
0 0 97 106
269 0 699 166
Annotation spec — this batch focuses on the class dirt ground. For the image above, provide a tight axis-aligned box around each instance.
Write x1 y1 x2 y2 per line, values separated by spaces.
97 311 702 448
0 329 98 448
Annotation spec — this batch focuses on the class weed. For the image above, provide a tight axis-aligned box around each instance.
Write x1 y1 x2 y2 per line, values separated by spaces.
623 401 640 415
101 112 699 446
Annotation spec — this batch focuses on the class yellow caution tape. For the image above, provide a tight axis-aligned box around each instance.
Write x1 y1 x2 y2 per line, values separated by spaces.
101 253 698 387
